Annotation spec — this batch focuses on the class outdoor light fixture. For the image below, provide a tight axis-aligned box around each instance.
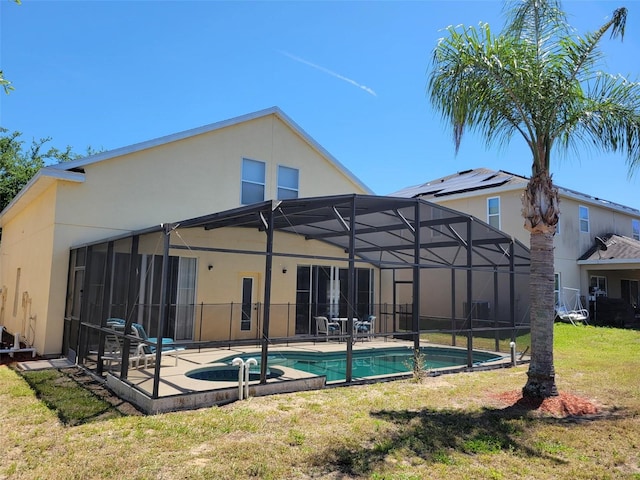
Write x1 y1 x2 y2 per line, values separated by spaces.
208 264 213 271
282 267 288 274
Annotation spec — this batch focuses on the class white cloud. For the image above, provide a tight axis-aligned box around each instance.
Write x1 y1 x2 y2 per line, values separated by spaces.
280 50 377 97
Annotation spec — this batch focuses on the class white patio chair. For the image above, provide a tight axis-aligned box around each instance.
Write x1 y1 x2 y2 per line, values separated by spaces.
314 316 341 340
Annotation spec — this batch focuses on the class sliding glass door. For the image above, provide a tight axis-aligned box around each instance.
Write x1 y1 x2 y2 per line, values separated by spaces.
295 265 373 334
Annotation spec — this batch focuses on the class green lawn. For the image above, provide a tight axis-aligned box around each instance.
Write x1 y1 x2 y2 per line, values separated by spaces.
1 323 639 479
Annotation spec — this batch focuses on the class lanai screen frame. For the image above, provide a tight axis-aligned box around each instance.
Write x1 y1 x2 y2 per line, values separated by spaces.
66 194 530 399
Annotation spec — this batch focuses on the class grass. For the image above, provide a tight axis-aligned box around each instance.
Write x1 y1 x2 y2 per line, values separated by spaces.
1 323 639 479
17 368 126 425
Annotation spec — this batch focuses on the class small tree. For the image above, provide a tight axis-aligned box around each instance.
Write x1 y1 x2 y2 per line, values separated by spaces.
428 0 640 398
0 129 80 211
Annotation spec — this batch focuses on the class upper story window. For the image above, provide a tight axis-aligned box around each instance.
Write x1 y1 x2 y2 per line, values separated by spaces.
579 205 590 233
277 165 299 200
632 219 640 240
487 197 500 229
241 158 265 205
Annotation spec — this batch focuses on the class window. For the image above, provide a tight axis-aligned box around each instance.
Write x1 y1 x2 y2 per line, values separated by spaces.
632 219 640 240
487 197 500 229
277 165 299 200
137 254 196 340
241 277 254 331
241 158 265 205
590 275 607 296
554 273 561 307
579 205 590 233
621 279 639 307
555 216 560 235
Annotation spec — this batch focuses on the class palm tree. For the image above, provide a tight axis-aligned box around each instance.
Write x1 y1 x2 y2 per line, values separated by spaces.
428 0 640 398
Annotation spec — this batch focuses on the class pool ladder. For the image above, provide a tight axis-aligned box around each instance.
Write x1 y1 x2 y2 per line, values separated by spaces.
231 357 258 400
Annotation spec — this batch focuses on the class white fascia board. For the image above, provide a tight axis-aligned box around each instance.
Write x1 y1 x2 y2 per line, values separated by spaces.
0 168 85 227
577 259 640 266
557 188 640 216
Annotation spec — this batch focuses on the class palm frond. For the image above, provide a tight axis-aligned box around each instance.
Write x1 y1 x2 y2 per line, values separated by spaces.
557 72 640 176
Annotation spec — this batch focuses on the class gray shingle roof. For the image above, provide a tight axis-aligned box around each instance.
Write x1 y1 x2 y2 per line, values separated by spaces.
391 167 640 216
578 234 640 261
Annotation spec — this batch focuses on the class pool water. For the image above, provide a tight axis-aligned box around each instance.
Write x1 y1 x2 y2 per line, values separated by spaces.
186 366 284 382
219 347 503 382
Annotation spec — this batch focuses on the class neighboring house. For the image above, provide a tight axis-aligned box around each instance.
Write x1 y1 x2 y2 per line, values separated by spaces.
0 107 372 356
392 168 640 324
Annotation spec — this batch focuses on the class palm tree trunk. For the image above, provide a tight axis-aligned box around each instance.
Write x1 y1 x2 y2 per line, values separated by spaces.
522 171 559 398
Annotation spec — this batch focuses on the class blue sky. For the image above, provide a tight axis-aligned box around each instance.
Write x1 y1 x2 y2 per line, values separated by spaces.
1 0 639 209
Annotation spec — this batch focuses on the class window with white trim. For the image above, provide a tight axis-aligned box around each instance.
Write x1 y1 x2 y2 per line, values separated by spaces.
632 219 640 240
277 165 299 200
487 197 500 229
590 275 607 296
241 158 265 205
579 205 590 233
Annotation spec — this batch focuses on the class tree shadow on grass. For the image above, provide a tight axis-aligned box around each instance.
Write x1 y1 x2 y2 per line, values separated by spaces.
320 402 615 477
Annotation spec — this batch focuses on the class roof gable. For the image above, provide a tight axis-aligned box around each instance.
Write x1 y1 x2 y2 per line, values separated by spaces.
49 107 372 194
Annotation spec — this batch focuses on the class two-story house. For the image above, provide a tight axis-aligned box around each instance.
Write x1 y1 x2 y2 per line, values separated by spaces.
0 107 375 356
1 112 529 364
392 168 640 325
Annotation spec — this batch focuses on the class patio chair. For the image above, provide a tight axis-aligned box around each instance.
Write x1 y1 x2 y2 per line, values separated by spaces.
354 315 375 341
130 322 183 366
314 316 341 340
100 320 155 370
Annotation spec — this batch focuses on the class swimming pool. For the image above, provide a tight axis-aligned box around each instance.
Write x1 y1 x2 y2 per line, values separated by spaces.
186 366 285 382
216 347 504 382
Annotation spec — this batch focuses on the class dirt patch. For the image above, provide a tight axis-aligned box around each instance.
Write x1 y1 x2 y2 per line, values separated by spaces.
492 390 600 417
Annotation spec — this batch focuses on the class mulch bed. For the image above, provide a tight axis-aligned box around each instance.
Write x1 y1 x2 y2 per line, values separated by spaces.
492 390 600 417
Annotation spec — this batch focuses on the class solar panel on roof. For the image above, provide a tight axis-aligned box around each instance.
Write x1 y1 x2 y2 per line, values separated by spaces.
436 175 512 196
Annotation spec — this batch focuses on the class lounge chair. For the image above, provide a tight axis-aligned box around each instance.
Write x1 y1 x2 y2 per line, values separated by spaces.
100 320 156 370
314 316 341 340
130 322 183 366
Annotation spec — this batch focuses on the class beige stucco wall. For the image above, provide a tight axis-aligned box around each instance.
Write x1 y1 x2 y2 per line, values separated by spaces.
162 227 373 341
433 186 640 302
0 113 369 355
57 115 366 236
0 183 57 354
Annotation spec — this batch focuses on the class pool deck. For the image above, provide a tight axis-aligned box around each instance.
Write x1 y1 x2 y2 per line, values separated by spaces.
98 339 518 413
